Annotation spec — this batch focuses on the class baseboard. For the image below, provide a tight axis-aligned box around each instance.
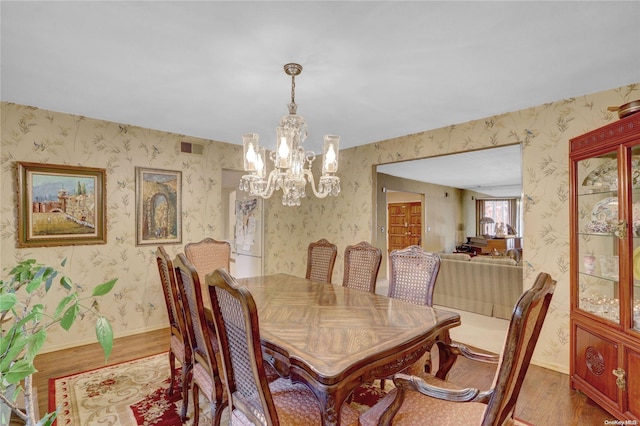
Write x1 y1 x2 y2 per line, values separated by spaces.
529 358 569 375
38 324 168 355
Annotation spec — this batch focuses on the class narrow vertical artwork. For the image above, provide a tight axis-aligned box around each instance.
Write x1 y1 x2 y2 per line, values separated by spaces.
135 167 182 245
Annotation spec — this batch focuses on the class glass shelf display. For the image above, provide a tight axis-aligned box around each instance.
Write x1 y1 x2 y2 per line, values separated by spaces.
576 151 621 324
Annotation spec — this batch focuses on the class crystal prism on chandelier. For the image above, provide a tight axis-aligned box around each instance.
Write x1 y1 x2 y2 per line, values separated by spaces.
239 63 341 206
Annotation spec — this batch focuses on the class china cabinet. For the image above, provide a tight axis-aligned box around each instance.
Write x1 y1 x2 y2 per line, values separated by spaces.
570 112 640 421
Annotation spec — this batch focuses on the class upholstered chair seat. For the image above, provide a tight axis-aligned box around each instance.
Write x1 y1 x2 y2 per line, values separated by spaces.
360 374 490 426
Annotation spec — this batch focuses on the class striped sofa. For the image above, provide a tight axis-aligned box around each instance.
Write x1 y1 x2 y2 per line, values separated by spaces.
433 253 523 319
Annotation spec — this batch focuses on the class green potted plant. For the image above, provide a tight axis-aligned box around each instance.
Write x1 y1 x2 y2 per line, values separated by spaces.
1 258 116 426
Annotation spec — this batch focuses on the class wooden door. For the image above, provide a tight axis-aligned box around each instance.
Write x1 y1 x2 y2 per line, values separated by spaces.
388 202 422 252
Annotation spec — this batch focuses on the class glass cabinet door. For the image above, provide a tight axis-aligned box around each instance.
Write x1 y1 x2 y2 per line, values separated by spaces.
577 150 620 324
632 145 640 332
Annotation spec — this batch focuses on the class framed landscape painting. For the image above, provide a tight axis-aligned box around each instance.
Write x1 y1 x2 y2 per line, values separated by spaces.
135 167 182 246
17 162 107 247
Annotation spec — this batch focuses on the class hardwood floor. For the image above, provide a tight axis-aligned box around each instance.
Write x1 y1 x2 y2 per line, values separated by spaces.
33 328 614 425
443 351 613 425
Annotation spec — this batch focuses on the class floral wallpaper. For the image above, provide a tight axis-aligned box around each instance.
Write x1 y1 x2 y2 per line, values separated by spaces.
2 82 638 373
0 103 243 352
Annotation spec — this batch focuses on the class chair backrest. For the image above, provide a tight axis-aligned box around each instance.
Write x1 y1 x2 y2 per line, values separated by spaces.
173 253 221 388
155 246 190 355
342 241 382 293
387 246 440 306
483 272 556 426
184 238 231 306
207 269 278 425
306 238 338 283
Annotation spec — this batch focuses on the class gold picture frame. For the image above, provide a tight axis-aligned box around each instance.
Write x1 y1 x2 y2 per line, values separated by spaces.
17 162 107 247
135 167 182 246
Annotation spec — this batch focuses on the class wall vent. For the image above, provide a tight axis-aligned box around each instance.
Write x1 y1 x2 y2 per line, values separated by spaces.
180 141 204 155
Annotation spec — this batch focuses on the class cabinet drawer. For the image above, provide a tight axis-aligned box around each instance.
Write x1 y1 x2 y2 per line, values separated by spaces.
574 324 619 403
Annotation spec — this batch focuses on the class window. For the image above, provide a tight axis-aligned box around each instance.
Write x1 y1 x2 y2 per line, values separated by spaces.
476 198 521 236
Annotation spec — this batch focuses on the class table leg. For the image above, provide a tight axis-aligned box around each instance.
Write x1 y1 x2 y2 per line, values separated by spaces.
290 371 348 426
435 333 458 380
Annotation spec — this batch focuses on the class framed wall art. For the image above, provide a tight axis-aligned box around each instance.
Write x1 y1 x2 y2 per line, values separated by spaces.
135 167 182 246
17 162 107 247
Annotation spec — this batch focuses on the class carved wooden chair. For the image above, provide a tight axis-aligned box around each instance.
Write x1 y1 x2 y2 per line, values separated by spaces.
173 253 226 425
385 246 442 379
155 246 192 420
388 245 440 305
342 241 382 293
184 237 231 307
359 272 556 426
306 238 338 283
206 268 360 426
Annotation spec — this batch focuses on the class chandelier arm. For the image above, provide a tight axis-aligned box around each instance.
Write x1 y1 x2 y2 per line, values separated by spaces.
247 170 279 199
303 169 331 199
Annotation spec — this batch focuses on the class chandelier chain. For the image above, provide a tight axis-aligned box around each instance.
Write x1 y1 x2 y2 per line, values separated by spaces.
291 75 296 106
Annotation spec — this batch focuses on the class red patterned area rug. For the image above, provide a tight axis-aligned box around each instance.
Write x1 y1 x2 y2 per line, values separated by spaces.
50 353 532 425
49 352 212 425
49 353 380 425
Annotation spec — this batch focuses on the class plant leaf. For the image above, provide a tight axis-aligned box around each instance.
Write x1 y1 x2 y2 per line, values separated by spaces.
92 278 117 297
26 329 47 363
95 316 113 361
3 359 37 384
0 332 27 372
15 308 43 329
60 304 79 331
36 411 58 426
44 269 58 292
0 293 17 310
25 275 43 294
54 294 75 318
60 276 73 291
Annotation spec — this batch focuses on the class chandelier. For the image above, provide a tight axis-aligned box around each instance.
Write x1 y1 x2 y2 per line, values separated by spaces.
239 63 340 206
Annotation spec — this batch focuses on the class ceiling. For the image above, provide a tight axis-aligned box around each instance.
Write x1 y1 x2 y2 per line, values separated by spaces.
2 1 639 194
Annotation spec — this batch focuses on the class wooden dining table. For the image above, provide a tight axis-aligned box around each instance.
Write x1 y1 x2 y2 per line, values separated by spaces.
233 273 461 426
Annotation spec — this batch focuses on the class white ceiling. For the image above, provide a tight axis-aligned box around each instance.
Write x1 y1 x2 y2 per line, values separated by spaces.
2 1 639 194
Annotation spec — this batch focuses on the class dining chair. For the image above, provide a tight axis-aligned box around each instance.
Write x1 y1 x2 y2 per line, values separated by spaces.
173 253 227 426
184 237 231 307
386 245 442 378
342 241 382 293
305 238 338 283
388 245 440 305
359 272 556 426
155 246 192 421
206 268 360 426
